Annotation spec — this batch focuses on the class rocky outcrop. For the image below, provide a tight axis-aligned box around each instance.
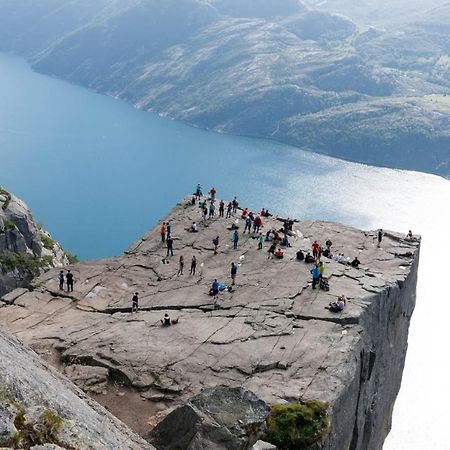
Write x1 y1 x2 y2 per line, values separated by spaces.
0 187 68 297
0 196 420 449
148 386 270 449
0 329 155 449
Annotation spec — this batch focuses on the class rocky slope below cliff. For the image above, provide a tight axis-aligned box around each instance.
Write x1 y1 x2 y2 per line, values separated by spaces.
0 329 155 449
0 0 449 176
0 195 420 449
0 187 69 297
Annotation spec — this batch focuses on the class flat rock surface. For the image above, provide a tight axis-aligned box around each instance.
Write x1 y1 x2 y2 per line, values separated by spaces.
0 196 420 436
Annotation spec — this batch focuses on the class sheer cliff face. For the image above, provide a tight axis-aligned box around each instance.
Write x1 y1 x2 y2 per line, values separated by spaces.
0 198 420 448
0 1 450 176
0 188 68 296
324 245 420 449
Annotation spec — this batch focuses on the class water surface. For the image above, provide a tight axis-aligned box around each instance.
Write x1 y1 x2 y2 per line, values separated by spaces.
0 52 449 449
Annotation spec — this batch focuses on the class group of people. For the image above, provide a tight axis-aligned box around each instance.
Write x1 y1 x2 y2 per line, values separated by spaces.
58 269 74 292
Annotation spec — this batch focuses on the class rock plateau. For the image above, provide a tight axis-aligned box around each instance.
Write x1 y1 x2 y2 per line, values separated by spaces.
0 195 420 449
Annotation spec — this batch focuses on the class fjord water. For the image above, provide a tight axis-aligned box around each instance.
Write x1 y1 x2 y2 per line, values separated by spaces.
0 52 449 448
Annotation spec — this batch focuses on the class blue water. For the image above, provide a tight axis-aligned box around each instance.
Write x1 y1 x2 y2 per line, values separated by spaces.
1 52 450 449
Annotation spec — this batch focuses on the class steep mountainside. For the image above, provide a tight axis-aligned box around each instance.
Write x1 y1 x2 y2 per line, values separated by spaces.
0 0 449 176
0 186 70 296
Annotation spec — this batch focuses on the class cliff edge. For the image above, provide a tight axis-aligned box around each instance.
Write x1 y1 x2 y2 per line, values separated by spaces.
0 195 420 449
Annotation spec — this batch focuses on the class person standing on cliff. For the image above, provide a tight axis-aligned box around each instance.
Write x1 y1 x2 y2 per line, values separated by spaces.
160 222 166 243
232 197 238 214
131 292 139 313
377 229 383 247
310 264 321 289
58 270 64 290
213 236 219 255
231 262 237 286
190 256 197 275
195 184 202 199
232 229 239 249
166 221 172 239
226 202 232 218
218 200 225 217
244 216 252 234
66 270 74 292
257 233 264 250
166 236 174 257
312 240 320 259
177 256 184 276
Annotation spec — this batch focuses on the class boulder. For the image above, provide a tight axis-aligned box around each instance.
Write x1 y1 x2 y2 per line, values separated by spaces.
148 386 270 450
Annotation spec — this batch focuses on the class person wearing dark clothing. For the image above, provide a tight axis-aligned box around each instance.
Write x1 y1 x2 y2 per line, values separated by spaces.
58 270 64 290
166 222 172 239
131 292 139 313
231 262 237 286
226 202 232 218
296 250 304 261
232 197 238 213
66 270 74 292
305 252 314 263
190 256 197 275
268 243 276 259
219 200 225 217
244 217 252 234
377 229 383 247
351 257 360 268
310 265 321 289
213 236 219 255
166 237 174 257
161 313 171 326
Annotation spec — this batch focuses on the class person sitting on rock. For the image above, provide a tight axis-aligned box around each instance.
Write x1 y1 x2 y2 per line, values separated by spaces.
281 235 290 247
210 279 220 296
296 249 304 261
335 253 344 263
260 208 266 217
326 295 347 313
351 257 361 268
406 230 417 241
265 229 272 241
190 222 198 232
241 208 249 219
161 313 171 326
268 243 276 259
274 248 284 259
304 252 315 263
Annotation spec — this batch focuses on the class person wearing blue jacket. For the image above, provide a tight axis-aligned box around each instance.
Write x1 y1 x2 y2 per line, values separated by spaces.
310 264 321 289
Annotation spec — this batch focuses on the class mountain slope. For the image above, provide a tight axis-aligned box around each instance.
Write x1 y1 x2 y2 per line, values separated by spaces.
0 0 449 176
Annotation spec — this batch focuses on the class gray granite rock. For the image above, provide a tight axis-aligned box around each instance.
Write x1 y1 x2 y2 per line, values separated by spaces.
0 188 68 297
148 386 270 450
0 330 154 450
0 196 420 449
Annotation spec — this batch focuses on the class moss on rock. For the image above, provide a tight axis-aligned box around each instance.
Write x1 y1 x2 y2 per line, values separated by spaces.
264 400 330 449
